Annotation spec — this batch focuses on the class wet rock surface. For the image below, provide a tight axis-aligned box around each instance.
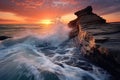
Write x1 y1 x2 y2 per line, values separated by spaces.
68 6 120 80
0 36 11 41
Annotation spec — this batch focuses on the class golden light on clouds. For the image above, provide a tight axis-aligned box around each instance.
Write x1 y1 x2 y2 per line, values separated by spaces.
0 12 24 21
0 11 26 24
0 0 120 24
61 13 77 23
102 12 120 22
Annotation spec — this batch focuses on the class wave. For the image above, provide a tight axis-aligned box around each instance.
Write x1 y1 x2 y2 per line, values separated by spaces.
0 23 110 80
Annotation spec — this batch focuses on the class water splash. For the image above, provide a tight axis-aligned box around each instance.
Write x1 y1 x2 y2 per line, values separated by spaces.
0 23 110 80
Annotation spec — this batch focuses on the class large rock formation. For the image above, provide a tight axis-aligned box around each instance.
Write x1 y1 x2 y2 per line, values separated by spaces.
75 6 106 25
68 6 120 80
68 6 106 38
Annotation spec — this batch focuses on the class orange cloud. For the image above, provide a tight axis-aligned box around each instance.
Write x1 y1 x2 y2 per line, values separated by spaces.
102 12 120 22
0 11 26 24
0 19 21 24
0 0 119 24
61 13 77 23
11 0 44 9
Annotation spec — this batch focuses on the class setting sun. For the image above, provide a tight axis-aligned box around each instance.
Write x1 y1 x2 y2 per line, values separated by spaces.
37 19 54 25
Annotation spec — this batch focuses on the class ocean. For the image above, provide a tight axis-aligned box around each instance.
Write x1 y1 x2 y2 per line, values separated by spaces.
0 23 110 80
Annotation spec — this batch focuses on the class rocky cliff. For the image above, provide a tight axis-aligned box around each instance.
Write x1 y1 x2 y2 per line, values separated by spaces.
72 6 106 25
68 6 120 80
68 6 106 38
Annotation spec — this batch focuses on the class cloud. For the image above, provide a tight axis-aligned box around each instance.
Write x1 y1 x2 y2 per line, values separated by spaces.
89 0 120 15
0 0 80 21
11 0 44 9
0 11 24 20
0 19 17 22
0 0 120 23
0 19 20 24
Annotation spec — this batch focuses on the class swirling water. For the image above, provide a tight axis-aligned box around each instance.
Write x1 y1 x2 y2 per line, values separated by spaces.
0 23 110 80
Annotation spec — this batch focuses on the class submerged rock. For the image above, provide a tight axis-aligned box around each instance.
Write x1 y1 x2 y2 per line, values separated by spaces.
0 36 11 41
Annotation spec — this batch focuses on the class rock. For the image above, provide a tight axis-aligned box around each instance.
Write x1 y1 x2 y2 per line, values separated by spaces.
0 36 11 41
69 6 106 28
68 6 120 80
95 38 109 43
68 20 79 38
76 6 106 24
75 6 93 17
85 47 120 80
68 6 106 38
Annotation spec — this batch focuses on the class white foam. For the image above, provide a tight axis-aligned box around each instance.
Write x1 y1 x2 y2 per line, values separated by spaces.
0 22 110 80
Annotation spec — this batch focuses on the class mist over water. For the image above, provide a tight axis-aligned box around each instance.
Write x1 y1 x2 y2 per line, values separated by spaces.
0 22 110 80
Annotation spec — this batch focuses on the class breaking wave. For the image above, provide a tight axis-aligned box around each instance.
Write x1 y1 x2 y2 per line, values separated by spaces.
0 22 110 80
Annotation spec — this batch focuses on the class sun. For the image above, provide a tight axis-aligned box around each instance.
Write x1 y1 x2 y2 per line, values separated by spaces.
38 19 54 25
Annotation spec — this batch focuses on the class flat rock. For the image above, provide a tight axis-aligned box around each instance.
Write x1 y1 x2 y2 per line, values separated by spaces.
0 36 11 41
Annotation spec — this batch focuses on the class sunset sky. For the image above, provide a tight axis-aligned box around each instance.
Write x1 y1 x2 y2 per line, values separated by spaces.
0 0 120 24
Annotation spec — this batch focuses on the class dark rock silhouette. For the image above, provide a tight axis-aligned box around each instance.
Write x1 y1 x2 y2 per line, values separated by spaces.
0 36 11 40
75 6 93 17
68 6 106 38
75 6 106 24
68 6 120 80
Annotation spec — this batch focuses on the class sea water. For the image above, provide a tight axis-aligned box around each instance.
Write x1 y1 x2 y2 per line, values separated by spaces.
0 23 110 80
